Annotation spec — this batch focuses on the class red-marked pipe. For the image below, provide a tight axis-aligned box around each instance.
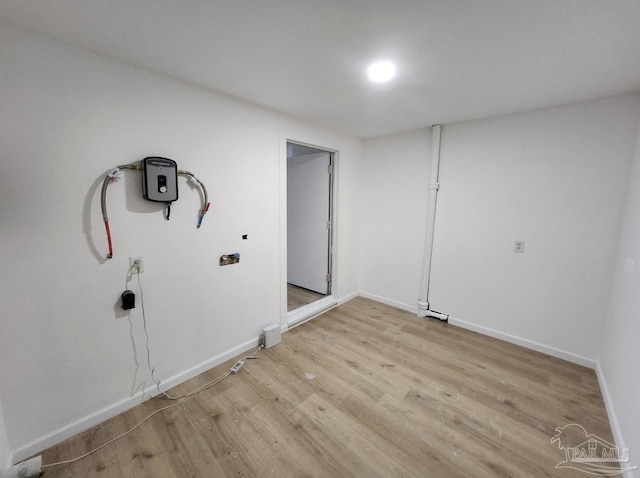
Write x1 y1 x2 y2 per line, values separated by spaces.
104 221 113 258
197 202 211 228
100 163 141 258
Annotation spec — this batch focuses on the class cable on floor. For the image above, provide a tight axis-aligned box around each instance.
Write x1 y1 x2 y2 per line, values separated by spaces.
43 268 264 469
41 353 259 470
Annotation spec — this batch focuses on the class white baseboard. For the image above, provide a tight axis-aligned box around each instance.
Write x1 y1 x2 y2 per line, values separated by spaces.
287 295 337 330
595 360 625 450
356 291 595 368
337 291 359 305
11 336 260 464
357 292 418 314
447 316 596 368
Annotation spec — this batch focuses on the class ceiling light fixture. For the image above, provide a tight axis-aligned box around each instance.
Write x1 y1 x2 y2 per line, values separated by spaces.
367 61 396 83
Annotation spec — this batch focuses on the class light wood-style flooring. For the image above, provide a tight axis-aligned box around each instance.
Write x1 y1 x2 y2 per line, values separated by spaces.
41 297 614 477
287 283 326 311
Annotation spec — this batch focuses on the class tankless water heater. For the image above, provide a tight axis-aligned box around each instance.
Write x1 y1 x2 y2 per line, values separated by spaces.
142 157 178 203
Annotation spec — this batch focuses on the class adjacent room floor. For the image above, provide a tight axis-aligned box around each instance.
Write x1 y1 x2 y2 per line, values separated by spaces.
287 283 326 311
40 298 613 477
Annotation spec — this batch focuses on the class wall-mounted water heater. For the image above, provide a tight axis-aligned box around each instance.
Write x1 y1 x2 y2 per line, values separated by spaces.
142 157 178 203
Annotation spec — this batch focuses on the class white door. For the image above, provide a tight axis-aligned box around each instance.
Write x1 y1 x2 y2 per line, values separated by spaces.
287 151 331 294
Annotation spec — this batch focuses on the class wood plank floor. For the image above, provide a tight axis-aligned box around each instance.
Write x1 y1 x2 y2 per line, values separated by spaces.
287 283 326 311
41 297 614 477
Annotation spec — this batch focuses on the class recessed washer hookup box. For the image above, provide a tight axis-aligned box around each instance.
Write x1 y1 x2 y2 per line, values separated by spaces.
263 324 281 348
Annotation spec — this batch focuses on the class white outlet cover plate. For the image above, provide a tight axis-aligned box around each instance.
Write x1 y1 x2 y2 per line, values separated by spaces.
513 241 525 253
129 256 144 273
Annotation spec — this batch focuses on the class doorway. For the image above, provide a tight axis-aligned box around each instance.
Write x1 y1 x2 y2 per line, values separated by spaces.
286 142 335 321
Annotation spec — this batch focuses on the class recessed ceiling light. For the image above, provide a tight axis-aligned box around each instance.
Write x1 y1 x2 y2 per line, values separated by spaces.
367 61 396 83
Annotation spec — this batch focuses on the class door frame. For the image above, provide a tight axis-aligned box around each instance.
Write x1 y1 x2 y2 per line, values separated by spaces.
281 139 338 330
326 151 335 294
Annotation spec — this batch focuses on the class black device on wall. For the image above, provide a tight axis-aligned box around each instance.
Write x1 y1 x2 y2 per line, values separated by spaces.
142 157 178 203
100 157 209 258
121 290 135 310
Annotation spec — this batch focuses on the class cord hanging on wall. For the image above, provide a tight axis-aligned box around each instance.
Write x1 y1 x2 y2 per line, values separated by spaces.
100 157 210 258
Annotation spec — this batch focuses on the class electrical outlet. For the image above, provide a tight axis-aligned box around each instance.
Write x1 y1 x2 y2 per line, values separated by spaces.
129 256 144 273
513 241 525 253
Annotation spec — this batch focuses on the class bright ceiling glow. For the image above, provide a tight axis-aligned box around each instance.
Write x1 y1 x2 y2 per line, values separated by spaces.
367 61 396 83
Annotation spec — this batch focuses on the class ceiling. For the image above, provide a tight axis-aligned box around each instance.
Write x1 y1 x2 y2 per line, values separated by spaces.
1 0 640 138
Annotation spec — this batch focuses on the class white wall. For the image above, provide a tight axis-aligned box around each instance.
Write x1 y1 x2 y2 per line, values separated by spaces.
0 22 362 462
359 129 432 310
430 95 640 364
0 401 9 469
598 116 640 469
359 96 640 364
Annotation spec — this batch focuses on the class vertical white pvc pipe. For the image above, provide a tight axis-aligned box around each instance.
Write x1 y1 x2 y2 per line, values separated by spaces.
418 124 442 317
